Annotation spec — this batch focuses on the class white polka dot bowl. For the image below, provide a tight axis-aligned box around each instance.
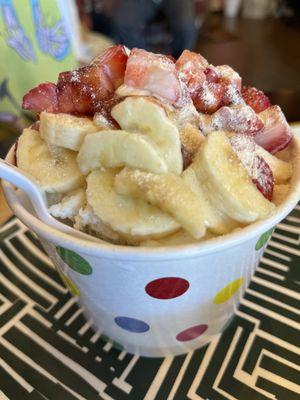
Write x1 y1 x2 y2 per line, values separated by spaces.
2 136 300 357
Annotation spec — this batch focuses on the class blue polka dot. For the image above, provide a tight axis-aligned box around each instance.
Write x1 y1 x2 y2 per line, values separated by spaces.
114 316 150 333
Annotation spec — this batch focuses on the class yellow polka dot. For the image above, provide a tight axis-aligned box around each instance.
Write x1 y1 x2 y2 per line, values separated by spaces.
59 273 81 296
213 278 245 304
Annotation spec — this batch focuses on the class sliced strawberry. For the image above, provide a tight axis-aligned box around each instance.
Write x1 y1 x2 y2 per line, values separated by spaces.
57 65 114 115
251 156 274 201
211 105 264 136
176 49 208 94
22 83 58 113
176 49 208 70
92 44 128 89
204 67 219 83
213 65 243 107
193 82 226 114
56 72 75 113
254 105 292 154
242 86 271 113
222 85 244 106
230 134 274 200
94 95 121 127
123 48 183 105
216 65 242 90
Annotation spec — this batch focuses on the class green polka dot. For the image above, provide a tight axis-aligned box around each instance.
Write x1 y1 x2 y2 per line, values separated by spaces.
112 341 124 351
101 334 124 351
101 334 110 343
255 228 274 251
57 247 93 275
59 273 81 296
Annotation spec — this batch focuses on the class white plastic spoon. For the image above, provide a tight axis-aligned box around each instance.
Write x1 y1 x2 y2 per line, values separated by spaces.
0 158 102 243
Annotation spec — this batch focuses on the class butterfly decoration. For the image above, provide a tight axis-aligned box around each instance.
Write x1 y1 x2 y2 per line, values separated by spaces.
0 0 36 61
30 0 71 61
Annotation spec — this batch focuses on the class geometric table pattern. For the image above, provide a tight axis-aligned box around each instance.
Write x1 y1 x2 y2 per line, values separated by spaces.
0 205 299 400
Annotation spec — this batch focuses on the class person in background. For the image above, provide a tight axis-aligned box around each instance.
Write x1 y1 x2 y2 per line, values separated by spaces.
77 0 119 37
112 0 198 58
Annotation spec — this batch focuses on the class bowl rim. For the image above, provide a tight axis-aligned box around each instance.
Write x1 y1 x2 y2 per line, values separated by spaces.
2 135 300 261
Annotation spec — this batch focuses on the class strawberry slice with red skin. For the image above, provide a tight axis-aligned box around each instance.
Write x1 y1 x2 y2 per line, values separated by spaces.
57 65 114 115
216 65 242 90
204 67 219 83
22 83 58 113
254 105 292 154
230 134 274 201
23 45 127 115
222 85 244 107
176 49 208 95
123 48 184 105
251 157 274 201
91 44 129 89
211 105 264 136
193 82 225 114
215 65 243 106
94 95 122 127
176 49 208 70
242 86 271 113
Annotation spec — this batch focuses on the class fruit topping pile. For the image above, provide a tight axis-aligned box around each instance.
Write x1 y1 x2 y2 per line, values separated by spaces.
17 46 294 246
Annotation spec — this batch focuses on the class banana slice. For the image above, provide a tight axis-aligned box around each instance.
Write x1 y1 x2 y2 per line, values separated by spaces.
40 112 98 151
74 205 125 245
180 123 204 158
192 131 275 223
17 128 85 193
86 169 180 240
182 167 239 234
111 97 183 174
255 145 292 183
115 168 206 239
272 184 290 206
77 130 167 174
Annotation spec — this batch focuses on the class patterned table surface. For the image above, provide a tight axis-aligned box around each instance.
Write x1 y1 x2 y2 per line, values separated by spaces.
0 210 299 400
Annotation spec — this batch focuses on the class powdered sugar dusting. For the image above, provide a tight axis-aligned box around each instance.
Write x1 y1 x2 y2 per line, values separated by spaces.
69 70 81 83
211 105 264 135
199 83 216 106
230 134 274 200
224 84 245 105
216 65 242 89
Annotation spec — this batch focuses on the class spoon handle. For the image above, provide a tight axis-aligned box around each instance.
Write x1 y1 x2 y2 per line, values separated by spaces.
0 158 103 244
0 158 48 210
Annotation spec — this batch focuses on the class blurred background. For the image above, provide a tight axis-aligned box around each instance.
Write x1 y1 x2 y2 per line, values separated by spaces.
0 0 300 157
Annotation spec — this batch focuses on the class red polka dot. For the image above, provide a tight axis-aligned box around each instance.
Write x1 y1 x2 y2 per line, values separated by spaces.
145 277 189 299
176 324 208 342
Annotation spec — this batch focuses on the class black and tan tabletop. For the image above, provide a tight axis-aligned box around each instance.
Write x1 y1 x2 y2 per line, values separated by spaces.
0 200 299 400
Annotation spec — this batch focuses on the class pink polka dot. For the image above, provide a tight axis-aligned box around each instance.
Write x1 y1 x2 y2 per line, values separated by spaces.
176 324 208 342
145 277 189 299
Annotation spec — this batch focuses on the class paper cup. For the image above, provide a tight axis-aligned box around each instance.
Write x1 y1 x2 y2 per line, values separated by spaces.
2 137 300 357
